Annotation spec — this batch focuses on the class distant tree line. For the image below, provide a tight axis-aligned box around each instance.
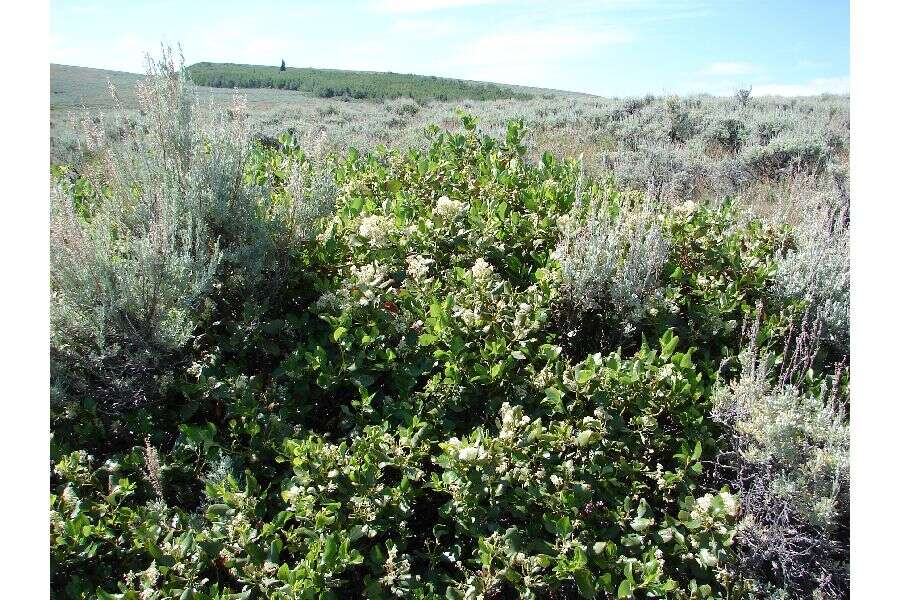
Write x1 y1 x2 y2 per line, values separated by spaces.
186 62 532 102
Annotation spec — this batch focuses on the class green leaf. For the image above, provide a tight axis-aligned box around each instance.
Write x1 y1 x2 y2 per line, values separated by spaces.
544 387 564 411
617 579 633 598
556 516 572 536
206 504 230 518
573 569 596 598
691 440 703 461
333 326 348 341
445 589 464 600
630 517 652 532
323 536 338 564
576 430 595 446
660 330 679 359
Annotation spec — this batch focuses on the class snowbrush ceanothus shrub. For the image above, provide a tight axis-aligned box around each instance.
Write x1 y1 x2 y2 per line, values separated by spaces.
50 59 849 600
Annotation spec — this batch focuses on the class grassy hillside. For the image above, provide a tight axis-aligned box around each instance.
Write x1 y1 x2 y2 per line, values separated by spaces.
51 64 143 109
185 61 532 101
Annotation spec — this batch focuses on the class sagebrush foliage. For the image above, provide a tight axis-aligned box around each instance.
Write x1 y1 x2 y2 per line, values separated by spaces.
555 180 670 335
774 190 850 355
50 52 232 411
712 333 849 599
54 67 849 217
50 63 849 600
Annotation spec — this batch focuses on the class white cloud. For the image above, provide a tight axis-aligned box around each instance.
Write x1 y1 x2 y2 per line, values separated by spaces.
753 76 849 96
796 59 830 70
699 62 756 76
447 25 632 88
371 0 505 13
391 18 462 38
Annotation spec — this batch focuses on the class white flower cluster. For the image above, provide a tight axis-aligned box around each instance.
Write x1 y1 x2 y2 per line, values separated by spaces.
690 490 739 523
141 561 160 591
453 306 478 328
317 263 395 313
692 494 713 518
498 402 532 440
470 258 495 281
405 254 433 281
284 485 303 503
380 543 415 596
721 491 739 517
445 437 489 463
351 263 393 304
434 195 466 221
674 199 697 214
357 214 392 247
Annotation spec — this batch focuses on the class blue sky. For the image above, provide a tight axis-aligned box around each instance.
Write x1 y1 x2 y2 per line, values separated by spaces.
50 0 849 96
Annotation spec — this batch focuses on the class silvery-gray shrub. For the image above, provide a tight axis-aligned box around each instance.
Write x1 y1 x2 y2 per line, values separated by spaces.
774 184 849 354
664 96 702 143
741 132 829 178
713 334 849 598
280 131 338 241
705 115 749 153
609 141 713 201
555 178 669 328
50 49 261 409
734 87 752 108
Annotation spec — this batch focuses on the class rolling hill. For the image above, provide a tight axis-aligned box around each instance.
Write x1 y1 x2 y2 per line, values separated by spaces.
185 61 535 102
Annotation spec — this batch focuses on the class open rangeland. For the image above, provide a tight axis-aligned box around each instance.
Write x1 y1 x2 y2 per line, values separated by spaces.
50 56 850 599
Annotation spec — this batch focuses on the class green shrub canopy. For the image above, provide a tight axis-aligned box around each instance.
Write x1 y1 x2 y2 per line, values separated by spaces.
50 104 847 598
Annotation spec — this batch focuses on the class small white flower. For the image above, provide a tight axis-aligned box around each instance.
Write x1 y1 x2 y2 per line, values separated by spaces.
358 214 391 246
460 444 488 463
457 446 481 462
470 258 494 281
406 254 433 280
720 491 739 517
285 485 302 502
434 195 465 221
697 494 712 513
675 200 697 214
456 307 477 327
144 561 160 586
